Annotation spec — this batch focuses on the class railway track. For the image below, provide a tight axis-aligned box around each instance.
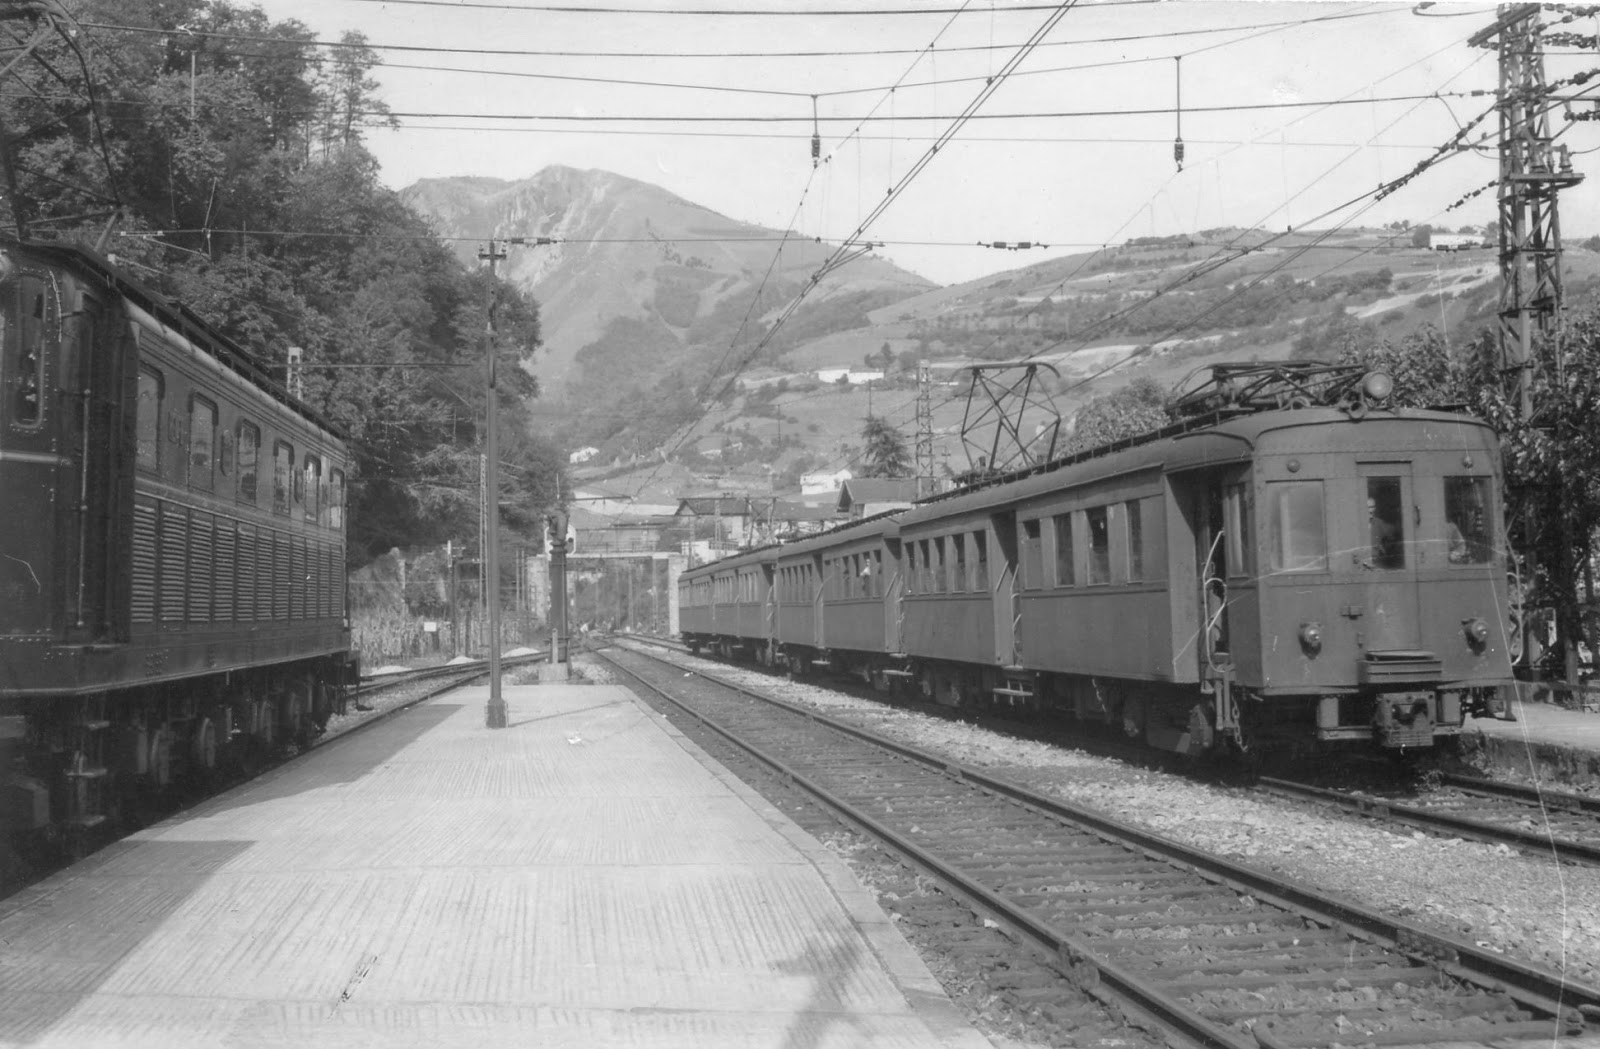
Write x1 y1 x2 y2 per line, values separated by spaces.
597 640 1600 1049
1258 774 1600 867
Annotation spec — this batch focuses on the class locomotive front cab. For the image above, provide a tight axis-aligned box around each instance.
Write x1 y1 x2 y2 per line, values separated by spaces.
1248 412 1516 749
0 249 63 643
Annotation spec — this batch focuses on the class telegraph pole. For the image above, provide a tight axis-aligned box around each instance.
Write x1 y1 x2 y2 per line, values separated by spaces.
480 240 508 728
1471 4 1586 681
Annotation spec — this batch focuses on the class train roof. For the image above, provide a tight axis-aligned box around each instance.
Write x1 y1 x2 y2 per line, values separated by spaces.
899 405 1494 526
10 238 344 439
772 512 900 558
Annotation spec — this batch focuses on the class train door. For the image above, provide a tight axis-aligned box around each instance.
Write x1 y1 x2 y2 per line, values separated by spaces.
989 510 1019 667
1354 463 1422 652
61 288 121 643
0 263 61 639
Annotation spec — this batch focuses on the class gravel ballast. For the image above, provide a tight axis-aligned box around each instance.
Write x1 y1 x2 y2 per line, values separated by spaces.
621 648 1600 992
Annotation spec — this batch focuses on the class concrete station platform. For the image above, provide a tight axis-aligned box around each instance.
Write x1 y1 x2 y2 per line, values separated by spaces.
0 683 993 1049
1465 688 1600 786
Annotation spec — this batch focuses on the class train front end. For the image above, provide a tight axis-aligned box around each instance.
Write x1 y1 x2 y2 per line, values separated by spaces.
1220 402 1517 751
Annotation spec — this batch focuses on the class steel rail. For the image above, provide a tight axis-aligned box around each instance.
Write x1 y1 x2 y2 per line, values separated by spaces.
602 640 1600 1036
594 643 1253 1049
1258 775 1600 867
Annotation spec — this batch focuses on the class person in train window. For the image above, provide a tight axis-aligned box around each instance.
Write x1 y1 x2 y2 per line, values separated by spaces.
1368 496 1402 568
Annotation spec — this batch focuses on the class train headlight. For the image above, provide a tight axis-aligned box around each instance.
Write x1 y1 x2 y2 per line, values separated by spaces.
1362 370 1394 403
1463 617 1490 649
1298 621 1323 655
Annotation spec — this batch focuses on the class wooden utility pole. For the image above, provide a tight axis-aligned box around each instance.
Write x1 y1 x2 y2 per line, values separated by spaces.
480 241 508 728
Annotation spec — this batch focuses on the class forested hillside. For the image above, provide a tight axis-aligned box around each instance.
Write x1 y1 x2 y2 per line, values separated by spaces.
3 0 564 564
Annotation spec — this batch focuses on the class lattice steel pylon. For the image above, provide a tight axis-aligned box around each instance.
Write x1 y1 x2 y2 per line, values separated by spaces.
1471 4 1585 422
915 360 934 499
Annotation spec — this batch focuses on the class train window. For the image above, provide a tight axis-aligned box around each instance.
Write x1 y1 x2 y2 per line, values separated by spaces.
1053 513 1075 587
1086 507 1111 585
973 532 988 591
238 423 260 503
8 274 47 427
1224 484 1252 578
870 551 882 597
291 453 306 506
1444 477 1493 565
930 538 945 593
136 368 162 471
329 468 345 529
1268 482 1326 572
304 456 320 522
1020 519 1042 590
906 545 918 595
1126 500 1144 581
273 442 293 515
950 534 966 593
1366 476 1404 569
189 396 217 489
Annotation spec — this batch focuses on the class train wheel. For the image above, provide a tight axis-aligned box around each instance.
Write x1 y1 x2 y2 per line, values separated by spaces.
148 729 174 788
191 718 218 772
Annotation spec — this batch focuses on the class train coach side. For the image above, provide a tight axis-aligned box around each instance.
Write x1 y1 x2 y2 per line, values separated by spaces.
773 516 900 682
678 546 776 660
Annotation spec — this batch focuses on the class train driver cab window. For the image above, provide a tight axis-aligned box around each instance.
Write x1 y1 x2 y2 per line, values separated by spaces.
6 273 48 427
189 396 217 489
1267 482 1326 573
304 456 320 522
1086 506 1111 584
1366 476 1405 569
1444 476 1493 565
136 368 162 471
273 441 293 514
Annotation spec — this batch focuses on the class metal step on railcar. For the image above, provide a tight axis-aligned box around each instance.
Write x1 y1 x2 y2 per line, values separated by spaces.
993 665 1036 706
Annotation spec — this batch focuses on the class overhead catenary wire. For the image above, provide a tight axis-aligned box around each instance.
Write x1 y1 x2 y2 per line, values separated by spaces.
622 1 1079 498
76 6 1404 62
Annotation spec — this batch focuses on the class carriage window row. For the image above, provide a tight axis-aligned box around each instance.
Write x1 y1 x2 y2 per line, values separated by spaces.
137 366 344 528
906 530 992 595
822 551 884 600
1017 499 1154 591
779 564 817 602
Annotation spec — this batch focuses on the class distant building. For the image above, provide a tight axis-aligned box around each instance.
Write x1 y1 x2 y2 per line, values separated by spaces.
816 368 885 385
567 445 600 464
838 478 918 519
801 468 852 494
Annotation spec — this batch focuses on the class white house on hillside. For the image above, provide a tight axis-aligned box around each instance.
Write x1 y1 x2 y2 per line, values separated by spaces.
801 468 852 495
816 368 885 385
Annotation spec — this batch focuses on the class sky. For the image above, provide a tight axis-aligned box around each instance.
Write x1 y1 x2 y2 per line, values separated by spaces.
243 0 1600 286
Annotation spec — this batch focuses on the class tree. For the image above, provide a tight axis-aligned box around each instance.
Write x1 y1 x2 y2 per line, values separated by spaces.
860 416 911 477
1411 225 1433 249
1066 377 1170 452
